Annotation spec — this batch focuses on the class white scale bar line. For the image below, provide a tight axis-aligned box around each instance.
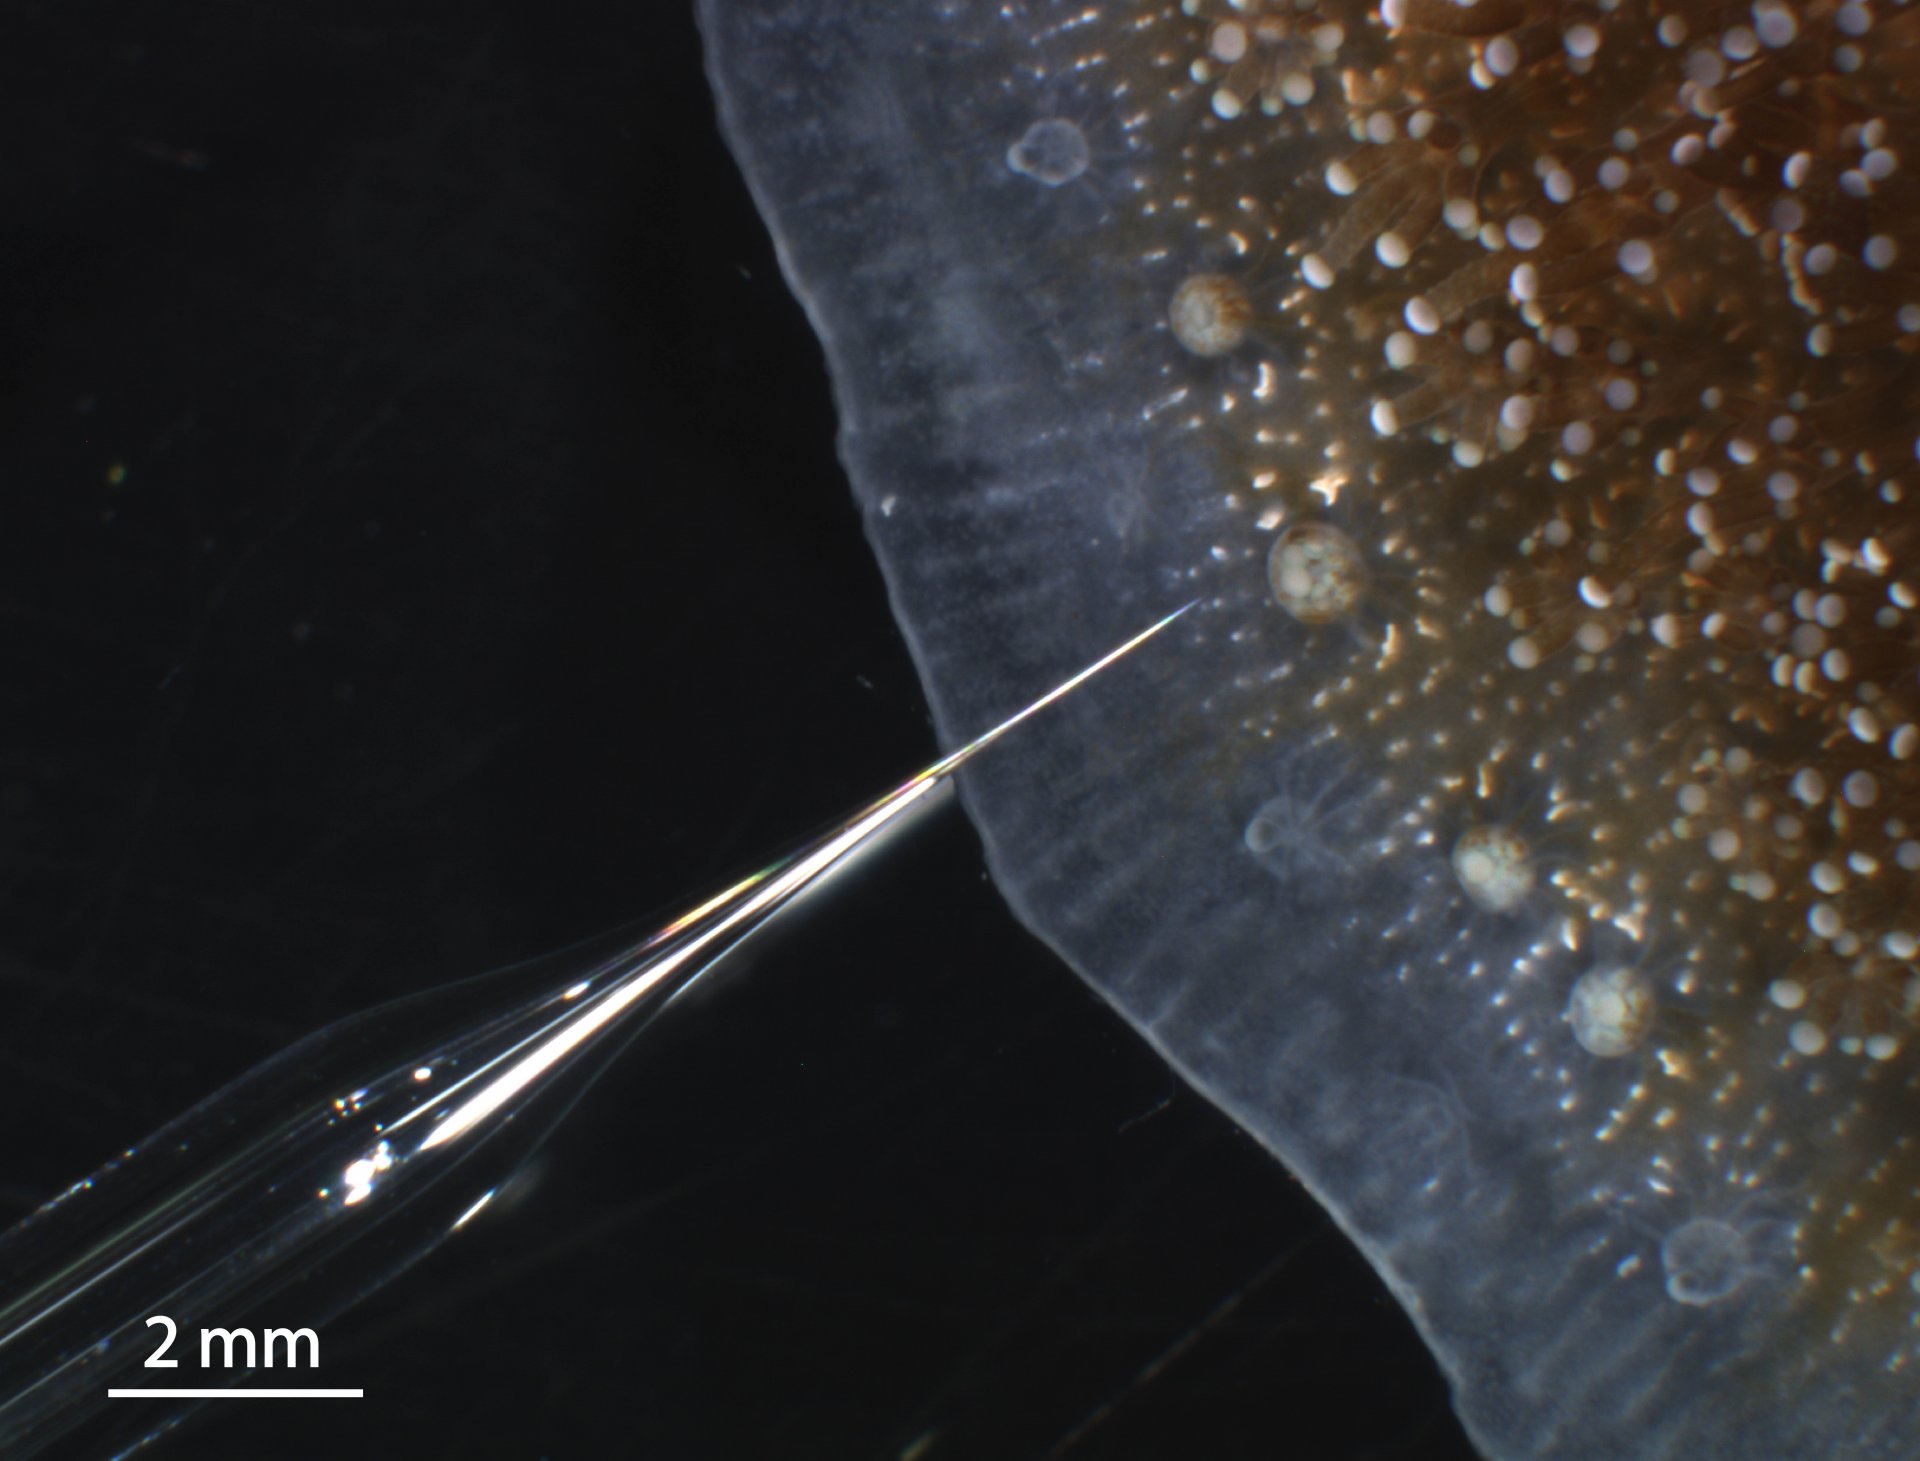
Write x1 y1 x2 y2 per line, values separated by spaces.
109 1388 364 1399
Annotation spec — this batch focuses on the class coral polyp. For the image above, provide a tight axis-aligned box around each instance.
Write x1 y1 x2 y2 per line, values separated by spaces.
1169 270 1255 355
1450 823 1537 914
1266 520 1367 622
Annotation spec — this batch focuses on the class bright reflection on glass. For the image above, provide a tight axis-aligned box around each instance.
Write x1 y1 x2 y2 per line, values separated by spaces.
0 604 1188 1460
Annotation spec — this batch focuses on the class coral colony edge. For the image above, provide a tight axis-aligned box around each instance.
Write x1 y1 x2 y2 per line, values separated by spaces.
703 0 1920 1455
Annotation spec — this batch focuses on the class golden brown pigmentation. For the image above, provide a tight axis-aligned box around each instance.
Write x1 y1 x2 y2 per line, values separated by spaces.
1089 0 1920 1349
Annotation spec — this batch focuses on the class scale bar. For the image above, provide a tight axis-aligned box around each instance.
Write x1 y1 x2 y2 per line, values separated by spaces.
109 1388 363 1399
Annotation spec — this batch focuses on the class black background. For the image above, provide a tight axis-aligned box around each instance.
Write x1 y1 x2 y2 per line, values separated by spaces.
0 2 1476 1457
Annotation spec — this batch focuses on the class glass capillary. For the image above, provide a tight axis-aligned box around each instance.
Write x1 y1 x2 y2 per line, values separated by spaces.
0 601 1191 1460
403 598 1196 1157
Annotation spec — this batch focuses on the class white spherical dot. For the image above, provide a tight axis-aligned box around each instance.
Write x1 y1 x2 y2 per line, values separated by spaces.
1769 978 1807 1010
1755 1 1798 46
1210 20 1249 62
